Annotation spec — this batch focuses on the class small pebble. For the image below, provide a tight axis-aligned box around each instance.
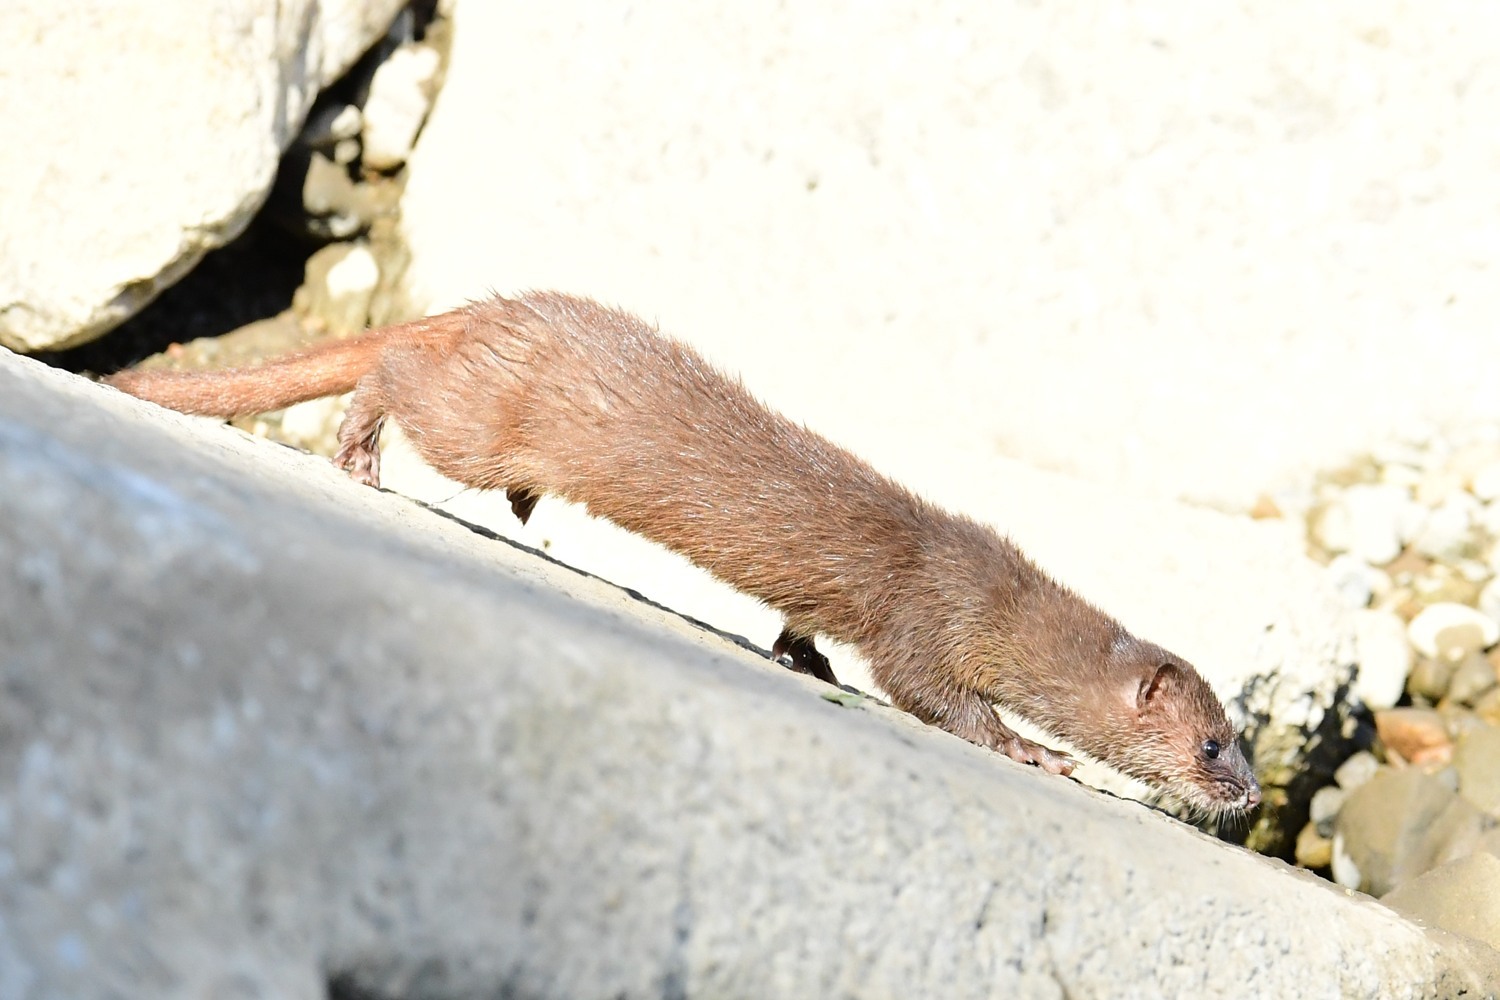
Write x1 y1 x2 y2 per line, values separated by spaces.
1330 833 1361 889
1438 703 1488 743
1374 707 1452 766
1379 463 1422 489
1334 751 1381 791
1478 577 1500 628
1416 468 1466 507
362 43 442 171
1473 686 1500 726
1412 493 1480 562
1407 602 1500 659
1445 650 1499 706
1407 655 1459 703
1309 785 1347 835
1327 554 1376 609
1351 608 1411 710
1315 483 1416 565
1469 461 1500 502
1296 823 1334 869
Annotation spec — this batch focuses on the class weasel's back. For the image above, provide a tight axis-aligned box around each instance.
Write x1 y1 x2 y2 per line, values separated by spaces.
382 293 935 643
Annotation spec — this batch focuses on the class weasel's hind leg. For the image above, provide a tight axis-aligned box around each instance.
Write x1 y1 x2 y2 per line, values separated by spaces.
333 381 386 487
772 628 840 686
506 486 540 525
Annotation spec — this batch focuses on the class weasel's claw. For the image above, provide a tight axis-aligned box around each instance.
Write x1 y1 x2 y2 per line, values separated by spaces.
771 629 840 686
998 735 1076 776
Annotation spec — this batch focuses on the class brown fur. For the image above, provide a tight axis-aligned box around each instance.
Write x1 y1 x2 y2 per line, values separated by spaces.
105 292 1260 815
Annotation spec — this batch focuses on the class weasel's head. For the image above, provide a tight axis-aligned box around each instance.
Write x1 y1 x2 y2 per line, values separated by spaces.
1092 640 1261 819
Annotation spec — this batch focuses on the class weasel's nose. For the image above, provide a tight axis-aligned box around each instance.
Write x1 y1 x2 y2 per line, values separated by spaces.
1245 784 1262 810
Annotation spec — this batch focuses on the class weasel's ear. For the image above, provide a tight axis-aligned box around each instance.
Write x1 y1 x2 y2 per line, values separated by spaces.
1135 662 1181 713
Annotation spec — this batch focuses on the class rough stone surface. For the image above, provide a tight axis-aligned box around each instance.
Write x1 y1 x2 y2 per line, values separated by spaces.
6 348 1500 997
399 1 1500 510
0 0 408 351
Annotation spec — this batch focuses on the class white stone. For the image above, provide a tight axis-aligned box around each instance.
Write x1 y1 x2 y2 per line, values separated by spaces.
1326 554 1378 609
1334 751 1381 791
0 0 409 351
1413 491 1481 561
296 243 379 333
1316 484 1415 565
362 43 442 171
1478 578 1500 632
1408 602 1500 660
1330 832 1362 890
328 104 364 141
1481 501 1500 545
1309 785 1347 832
1470 461 1500 502
1380 464 1423 490
326 244 380 299
1351 608 1413 711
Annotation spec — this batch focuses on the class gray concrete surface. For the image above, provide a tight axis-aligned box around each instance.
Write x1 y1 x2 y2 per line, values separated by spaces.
3 350 1497 996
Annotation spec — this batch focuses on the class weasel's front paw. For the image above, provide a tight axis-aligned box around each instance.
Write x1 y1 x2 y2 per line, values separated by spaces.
996 734 1076 776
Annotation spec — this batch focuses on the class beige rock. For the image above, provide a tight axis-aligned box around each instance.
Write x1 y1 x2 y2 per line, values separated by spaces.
1474 686 1500 727
1296 823 1334 869
1334 767 1483 896
1408 656 1461 704
1453 726 1500 816
1446 649 1499 707
1383 852 1500 952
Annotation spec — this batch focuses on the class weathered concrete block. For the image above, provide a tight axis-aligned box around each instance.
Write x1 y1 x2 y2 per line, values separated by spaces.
2 351 1496 998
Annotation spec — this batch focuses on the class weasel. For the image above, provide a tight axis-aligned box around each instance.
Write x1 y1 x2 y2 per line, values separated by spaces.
105 292 1261 815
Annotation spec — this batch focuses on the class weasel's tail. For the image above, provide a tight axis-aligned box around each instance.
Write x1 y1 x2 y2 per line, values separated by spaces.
104 322 408 417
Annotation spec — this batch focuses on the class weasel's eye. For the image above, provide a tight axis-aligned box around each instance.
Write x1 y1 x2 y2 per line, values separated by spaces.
1202 739 1221 760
